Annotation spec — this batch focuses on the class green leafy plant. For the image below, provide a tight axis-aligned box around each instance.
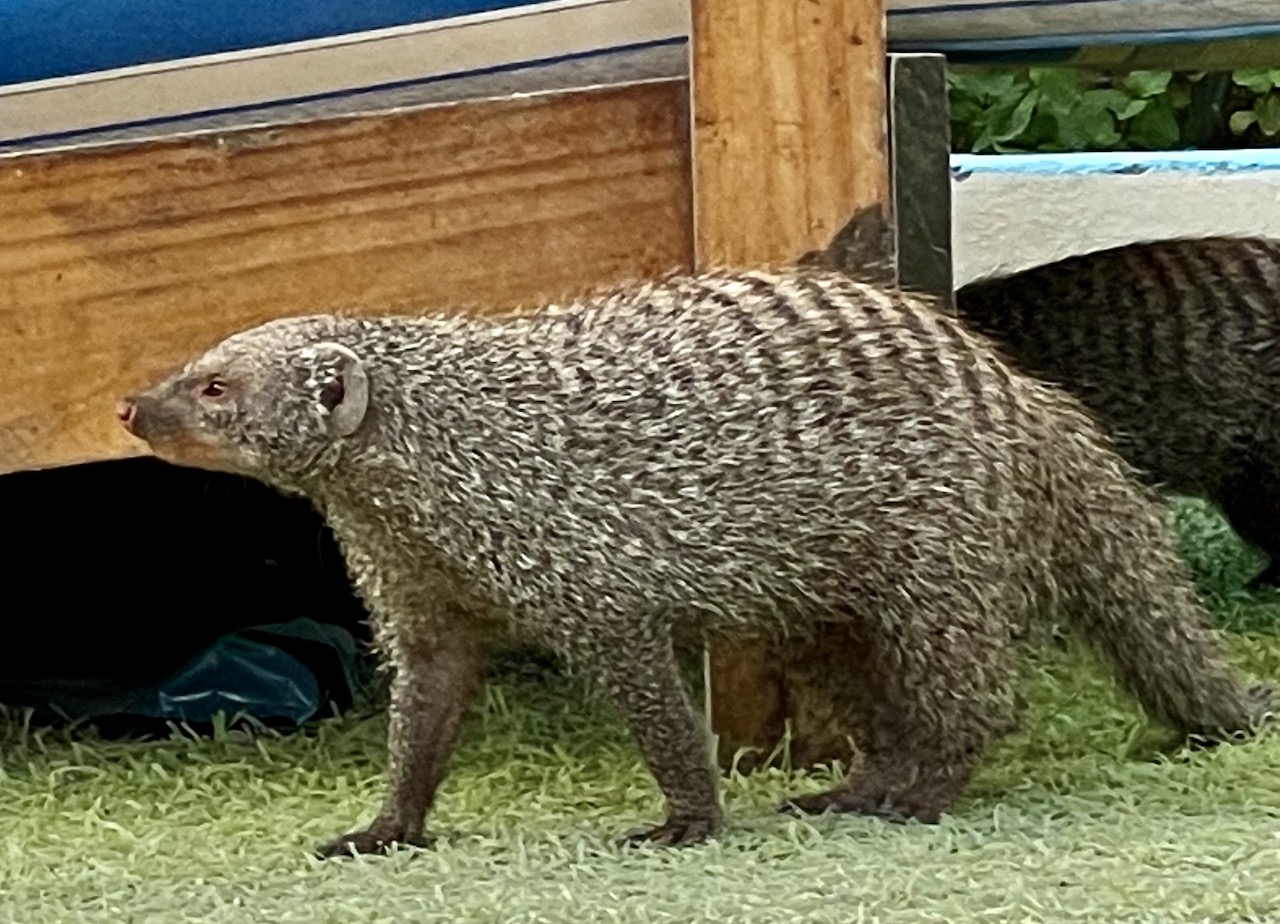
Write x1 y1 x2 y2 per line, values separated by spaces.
1225 68 1280 138
948 65 1280 153
948 67 1191 153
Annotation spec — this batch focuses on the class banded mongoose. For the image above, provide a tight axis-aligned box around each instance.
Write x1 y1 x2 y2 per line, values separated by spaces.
948 236 1280 589
117 267 1271 856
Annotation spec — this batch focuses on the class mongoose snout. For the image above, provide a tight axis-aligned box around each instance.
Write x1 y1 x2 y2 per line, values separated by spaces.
116 398 137 432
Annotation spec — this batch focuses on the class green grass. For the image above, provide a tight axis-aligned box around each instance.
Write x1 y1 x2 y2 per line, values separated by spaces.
3 499 1280 924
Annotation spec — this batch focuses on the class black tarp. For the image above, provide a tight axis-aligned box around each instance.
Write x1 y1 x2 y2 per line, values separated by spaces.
0 457 372 731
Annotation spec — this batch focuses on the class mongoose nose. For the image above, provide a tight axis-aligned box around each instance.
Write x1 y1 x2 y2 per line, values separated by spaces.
116 399 137 432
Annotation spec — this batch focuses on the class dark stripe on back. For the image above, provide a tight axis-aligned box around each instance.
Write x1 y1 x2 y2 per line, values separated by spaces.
1145 244 1195 382
1227 241 1271 348
1177 243 1210 370
933 312 999 433
1124 248 1169 411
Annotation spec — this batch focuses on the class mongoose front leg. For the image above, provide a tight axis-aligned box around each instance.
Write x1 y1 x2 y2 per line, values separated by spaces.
587 627 721 847
317 637 478 859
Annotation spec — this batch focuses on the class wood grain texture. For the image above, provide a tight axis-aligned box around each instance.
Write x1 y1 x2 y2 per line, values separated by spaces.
691 0 890 770
0 81 693 474
691 0 890 267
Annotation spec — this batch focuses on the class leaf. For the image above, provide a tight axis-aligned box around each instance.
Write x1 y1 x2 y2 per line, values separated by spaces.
1229 109 1259 135
1256 95 1280 136
1082 88 1147 120
991 139 1033 153
1082 88 1126 111
1126 98 1181 148
1124 70 1173 98
1023 109 1060 149
988 89 1039 142
1233 68 1276 93
1113 98 1149 120
1029 68 1082 113
947 96 983 126
1053 106 1120 150
948 65 1197 152
947 71 1023 104
1166 79 1193 110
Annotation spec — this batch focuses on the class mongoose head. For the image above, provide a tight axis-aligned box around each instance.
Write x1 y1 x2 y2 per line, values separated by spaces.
116 316 371 483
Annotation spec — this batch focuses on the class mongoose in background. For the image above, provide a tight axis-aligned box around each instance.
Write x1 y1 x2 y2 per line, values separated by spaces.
117 267 1271 857
948 237 1280 589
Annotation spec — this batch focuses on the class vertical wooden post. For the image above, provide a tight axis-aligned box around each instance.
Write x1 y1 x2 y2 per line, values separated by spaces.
690 0 891 770
690 0 890 267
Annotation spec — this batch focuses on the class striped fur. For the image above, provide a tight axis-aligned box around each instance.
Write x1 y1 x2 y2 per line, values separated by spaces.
122 265 1269 854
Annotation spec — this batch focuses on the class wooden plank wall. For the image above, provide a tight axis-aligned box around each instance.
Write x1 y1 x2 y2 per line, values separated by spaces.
690 0 891 771
0 81 693 474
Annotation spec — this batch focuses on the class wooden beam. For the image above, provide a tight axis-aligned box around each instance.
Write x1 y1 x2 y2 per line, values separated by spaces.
690 0 891 771
0 81 693 474
691 0 889 268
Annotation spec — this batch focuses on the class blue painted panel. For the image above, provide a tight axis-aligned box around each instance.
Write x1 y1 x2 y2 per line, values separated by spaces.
3 0 1279 87
0 0 548 84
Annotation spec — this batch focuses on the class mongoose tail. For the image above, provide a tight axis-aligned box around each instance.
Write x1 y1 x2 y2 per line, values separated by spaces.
1041 395 1273 739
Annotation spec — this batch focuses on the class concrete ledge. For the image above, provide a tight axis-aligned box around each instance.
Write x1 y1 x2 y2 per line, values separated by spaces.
950 148 1280 285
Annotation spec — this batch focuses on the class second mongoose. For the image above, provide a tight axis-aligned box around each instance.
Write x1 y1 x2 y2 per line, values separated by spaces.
951 236 1280 589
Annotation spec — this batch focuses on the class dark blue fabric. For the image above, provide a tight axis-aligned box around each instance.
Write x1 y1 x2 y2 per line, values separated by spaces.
122 619 360 726
125 634 321 725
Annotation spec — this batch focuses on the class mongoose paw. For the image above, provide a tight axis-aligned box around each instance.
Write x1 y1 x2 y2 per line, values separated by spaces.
315 827 436 859
1246 683 1276 730
618 814 719 848
779 789 909 821
1246 562 1280 592
782 756 971 824
778 789 944 824
1183 684 1277 750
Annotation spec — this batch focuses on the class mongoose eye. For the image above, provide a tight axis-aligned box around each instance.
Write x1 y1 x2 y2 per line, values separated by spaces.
200 378 228 398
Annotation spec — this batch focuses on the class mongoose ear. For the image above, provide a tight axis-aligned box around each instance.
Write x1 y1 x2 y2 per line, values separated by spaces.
312 341 369 438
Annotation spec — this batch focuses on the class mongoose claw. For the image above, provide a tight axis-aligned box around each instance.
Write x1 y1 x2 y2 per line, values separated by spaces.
314 827 436 859
777 785 946 824
777 790 896 820
618 815 719 848
1247 683 1276 728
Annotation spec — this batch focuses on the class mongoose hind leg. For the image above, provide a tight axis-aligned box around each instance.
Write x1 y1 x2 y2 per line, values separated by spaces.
780 588 1019 825
581 623 722 848
779 738 978 824
779 623 1027 774
317 635 479 859
1218 463 1280 590
776 623 876 770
